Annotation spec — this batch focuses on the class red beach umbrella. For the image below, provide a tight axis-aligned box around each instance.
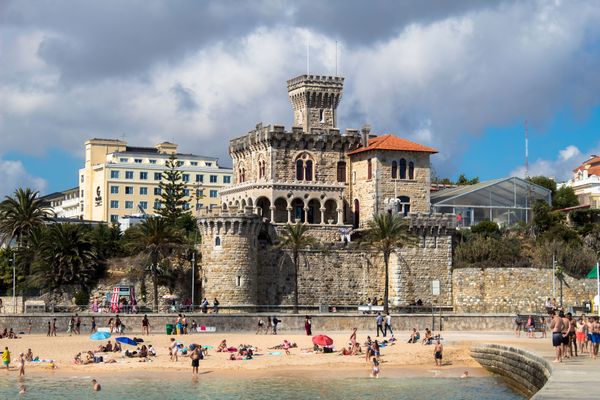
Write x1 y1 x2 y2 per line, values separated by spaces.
312 335 333 346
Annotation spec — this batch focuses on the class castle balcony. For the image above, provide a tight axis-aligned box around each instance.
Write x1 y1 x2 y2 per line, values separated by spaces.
220 180 347 226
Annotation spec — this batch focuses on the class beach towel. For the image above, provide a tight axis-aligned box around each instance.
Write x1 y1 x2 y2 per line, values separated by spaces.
269 351 282 356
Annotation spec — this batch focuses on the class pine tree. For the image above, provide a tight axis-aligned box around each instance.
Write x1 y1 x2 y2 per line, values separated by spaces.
155 154 190 223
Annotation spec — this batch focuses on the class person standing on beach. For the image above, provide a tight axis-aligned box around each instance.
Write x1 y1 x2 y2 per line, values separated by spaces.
75 314 81 335
256 318 264 335
115 315 122 333
384 313 393 337
142 315 150 335
265 317 272 335
567 313 577 357
375 313 384 337
169 338 179 362
434 339 443 366
91 316 97 333
550 310 564 363
560 311 570 359
51 318 57 336
47 321 51 337
304 316 312 336
591 316 600 360
67 316 73 336
371 357 380 378
2 347 10 370
191 347 200 374
350 327 357 348
272 316 280 335
18 352 25 376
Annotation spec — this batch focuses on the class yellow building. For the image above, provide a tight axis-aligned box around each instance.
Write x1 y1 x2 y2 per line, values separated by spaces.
79 139 232 223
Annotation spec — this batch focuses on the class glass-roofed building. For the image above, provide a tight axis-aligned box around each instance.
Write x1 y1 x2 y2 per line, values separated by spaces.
430 177 552 228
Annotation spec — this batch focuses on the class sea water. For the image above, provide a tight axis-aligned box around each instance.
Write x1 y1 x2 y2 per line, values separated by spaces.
0 375 524 399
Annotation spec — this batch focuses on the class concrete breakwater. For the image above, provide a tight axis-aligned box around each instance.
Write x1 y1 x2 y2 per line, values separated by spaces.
471 344 551 398
0 313 517 334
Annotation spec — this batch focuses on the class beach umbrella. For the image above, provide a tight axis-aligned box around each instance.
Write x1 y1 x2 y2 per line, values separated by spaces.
312 335 333 346
90 331 111 340
115 337 138 346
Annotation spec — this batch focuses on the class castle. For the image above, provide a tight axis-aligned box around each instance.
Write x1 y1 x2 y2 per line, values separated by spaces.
198 75 455 308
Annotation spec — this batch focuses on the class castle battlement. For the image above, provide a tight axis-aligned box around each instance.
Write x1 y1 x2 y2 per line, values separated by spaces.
405 212 456 234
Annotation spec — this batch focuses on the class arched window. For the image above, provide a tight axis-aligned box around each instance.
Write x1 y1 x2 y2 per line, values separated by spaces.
296 159 304 180
215 236 221 247
305 160 313 181
337 161 346 182
398 196 410 216
367 159 372 180
258 160 266 179
391 161 398 179
408 161 414 180
399 159 407 179
319 109 325 123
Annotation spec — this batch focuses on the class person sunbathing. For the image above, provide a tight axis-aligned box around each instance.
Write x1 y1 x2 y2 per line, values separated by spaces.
139 345 148 358
339 346 352 356
351 342 362 355
421 329 432 345
104 341 113 352
113 342 121 352
148 345 156 356
217 340 228 352
73 353 83 365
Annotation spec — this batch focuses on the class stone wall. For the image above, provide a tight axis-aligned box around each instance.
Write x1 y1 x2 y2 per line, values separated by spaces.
0 313 515 334
471 344 551 398
453 267 598 313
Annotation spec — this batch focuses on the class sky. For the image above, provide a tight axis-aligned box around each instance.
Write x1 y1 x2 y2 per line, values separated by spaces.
1 0 600 197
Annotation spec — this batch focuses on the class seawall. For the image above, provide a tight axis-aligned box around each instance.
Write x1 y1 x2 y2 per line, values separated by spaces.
471 344 551 398
0 313 516 334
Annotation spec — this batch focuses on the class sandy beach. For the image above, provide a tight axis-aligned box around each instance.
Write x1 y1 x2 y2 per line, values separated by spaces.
0 329 486 379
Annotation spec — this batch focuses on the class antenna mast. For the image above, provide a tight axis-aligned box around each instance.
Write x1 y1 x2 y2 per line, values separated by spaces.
335 41 338 76
306 40 310 75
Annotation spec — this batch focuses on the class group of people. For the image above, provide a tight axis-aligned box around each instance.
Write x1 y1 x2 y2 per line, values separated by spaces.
200 297 219 313
0 328 19 339
375 312 394 337
255 316 282 334
550 310 600 362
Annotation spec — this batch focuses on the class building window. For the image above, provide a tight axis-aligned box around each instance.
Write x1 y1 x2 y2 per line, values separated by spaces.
119 158 128 163
295 159 304 180
215 236 221 247
125 171 134 179
140 187 148 195
134 158 142 164
111 170 120 179
223 176 231 184
408 161 415 180
258 160 266 179
183 202 190 210
154 172 161 181
191 161 198 166
125 186 134 195
337 162 346 183
305 160 313 181
367 159 372 180
182 174 190 182
196 189 204 198
80 175 84 183
140 201 148 209
110 215 118 222
110 186 119 194
140 171 148 180
319 109 325 123
110 200 119 209
205 162 212 167
391 161 398 179
397 196 411 216
196 174 204 183
236 276 241 286
153 201 161 210
125 201 134 209
149 159 157 164
210 175 217 183
184 189 190 196
209 190 218 198
238 167 246 183
399 159 406 179
177 161 184 167
154 187 161 195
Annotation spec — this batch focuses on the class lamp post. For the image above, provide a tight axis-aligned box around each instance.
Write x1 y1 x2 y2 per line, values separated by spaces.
12 252 16 314
191 182 203 308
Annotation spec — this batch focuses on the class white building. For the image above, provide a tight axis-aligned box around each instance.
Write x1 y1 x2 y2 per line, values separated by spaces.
561 155 600 209
42 187 83 219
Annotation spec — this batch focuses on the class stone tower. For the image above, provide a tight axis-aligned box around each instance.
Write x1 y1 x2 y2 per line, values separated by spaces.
287 75 344 132
197 208 262 305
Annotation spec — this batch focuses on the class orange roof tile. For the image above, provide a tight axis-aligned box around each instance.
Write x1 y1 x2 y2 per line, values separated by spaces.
347 134 438 156
573 155 600 177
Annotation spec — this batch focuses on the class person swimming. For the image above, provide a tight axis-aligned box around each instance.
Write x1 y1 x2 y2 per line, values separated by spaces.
92 379 101 391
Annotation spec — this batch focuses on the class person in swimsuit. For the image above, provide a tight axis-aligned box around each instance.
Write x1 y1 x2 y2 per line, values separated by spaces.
256 318 264 335
91 379 101 391
434 339 443 366
91 316 97 333
576 317 588 355
591 316 600 360
566 313 577 357
191 347 200 374
2 347 10 370
560 311 570 359
371 357 380 378
549 310 564 363
18 353 25 376
142 314 150 335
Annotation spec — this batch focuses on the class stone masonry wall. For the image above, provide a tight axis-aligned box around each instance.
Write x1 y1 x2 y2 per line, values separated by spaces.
453 267 598 313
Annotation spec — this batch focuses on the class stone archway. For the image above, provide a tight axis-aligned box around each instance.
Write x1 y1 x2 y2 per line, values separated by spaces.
256 197 271 219
274 198 288 223
291 198 305 223
307 199 321 224
324 199 338 224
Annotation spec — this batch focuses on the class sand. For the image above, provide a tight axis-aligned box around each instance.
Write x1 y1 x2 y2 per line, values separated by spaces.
0 329 483 379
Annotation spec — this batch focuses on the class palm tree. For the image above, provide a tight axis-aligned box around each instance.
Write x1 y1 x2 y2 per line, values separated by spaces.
125 217 183 312
278 223 316 314
0 188 52 247
30 224 100 295
365 212 415 314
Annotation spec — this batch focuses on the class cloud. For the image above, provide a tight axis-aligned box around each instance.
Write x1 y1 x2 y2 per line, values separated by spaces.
510 143 600 181
0 158 47 198
2 0 600 180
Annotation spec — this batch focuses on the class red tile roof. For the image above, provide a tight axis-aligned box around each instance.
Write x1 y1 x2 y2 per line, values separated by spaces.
347 134 438 156
573 155 600 177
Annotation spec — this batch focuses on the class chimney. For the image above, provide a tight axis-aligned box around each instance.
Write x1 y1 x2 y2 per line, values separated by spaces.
361 124 371 147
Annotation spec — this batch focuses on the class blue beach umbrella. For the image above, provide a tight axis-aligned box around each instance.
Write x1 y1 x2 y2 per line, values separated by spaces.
90 331 111 340
115 337 137 346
